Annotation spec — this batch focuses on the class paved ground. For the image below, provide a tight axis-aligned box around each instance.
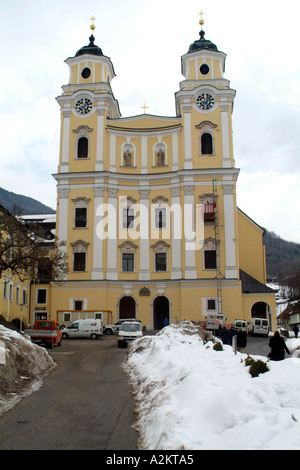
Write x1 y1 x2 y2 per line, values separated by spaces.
0 334 138 450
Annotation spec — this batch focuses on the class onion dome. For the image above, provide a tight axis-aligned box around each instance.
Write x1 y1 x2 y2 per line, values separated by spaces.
75 34 103 57
188 29 218 53
188 11 218 53
75 16 103 57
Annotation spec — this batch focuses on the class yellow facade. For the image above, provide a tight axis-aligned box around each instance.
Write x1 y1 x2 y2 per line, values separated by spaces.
45 25 277 330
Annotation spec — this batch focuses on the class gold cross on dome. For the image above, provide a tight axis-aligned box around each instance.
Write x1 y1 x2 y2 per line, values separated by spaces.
199 10 204 29
141 103 149 114
90 16 96 33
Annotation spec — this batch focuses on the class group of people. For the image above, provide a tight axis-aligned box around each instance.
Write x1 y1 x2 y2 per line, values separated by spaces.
220 325 247 353
219 324 292 361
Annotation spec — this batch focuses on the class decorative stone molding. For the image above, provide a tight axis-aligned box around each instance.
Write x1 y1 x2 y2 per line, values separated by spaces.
222 184 234 195
58 188 69 199
184 185 194 195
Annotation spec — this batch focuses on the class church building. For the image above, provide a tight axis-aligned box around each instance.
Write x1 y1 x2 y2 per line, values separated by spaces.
48 17 276 330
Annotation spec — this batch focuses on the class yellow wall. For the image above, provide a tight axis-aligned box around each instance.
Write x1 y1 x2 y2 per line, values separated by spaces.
238 209 266 283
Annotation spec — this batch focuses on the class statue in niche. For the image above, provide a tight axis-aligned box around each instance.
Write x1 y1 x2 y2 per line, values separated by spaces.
124 148 132 166
157 147 165 166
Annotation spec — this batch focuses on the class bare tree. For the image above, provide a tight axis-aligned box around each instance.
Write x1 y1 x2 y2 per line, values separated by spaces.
0 206 68 282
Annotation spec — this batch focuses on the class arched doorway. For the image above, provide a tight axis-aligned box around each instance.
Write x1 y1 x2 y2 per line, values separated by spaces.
251 301 273 330
251 302 270 319
153 296 169 330
119 296 136 319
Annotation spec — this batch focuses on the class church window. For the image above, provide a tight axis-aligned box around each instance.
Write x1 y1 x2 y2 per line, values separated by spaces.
120 241 137 273
196 121 217 156
122 253 134 272
75 207 87 228
200 63 210 75
71 240 89 272
81 67 91 79
155 252 167 272
77 136 88 158
155 208 166 229
72 197 90 229
201 133 213 154
204 250 217 269
203 239 217 270
152 241 169 273
123 208 135 229
73 253 86 271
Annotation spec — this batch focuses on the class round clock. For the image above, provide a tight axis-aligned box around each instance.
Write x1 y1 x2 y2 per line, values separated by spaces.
196 93 214 110
75 98 93 115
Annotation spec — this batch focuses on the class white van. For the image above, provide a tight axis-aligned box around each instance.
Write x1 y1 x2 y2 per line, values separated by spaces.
62 319 103 339
249 318 269 337
233 320 247 332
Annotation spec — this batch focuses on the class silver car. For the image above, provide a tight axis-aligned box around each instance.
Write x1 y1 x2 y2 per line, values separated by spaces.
104 318 136 335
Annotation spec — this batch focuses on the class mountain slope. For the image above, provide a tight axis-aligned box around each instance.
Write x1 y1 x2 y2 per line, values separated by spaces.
263 229 300 278
0 187 55 215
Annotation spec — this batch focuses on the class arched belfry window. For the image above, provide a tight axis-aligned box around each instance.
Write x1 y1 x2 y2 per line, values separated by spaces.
73 125 93 160
78 136 88 158
201 133 213 155
196 121 217 156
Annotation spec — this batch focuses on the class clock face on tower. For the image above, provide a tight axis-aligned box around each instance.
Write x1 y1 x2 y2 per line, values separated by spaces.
75 98 93 115
196 93 214 110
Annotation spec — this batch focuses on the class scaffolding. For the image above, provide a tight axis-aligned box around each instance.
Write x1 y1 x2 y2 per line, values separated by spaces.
213 179 222 316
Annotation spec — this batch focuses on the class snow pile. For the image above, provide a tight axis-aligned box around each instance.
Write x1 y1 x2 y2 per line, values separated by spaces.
0 325 56 416
123 321 300 450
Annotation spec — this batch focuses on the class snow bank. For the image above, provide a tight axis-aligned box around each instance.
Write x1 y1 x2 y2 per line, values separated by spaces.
123 321 300 450
0 325 56 416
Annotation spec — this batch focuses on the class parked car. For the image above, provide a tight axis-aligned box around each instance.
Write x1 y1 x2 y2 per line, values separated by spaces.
104 318 135 335
117 320 143 348
61 319 103 339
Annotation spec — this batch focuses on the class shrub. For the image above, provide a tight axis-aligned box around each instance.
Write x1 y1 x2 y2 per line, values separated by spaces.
213 342 223 351
249 359 269 378
244 355 256 367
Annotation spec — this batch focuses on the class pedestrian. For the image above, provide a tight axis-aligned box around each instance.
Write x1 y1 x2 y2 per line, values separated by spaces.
236 328 247 353
221 326 230 345
163 316 169 328
293 325 299 338
268 331 290 361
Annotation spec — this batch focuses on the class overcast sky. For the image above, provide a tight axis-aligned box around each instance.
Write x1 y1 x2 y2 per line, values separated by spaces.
0 0 300 243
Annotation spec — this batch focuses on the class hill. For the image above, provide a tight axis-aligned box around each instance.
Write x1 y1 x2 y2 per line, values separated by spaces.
0 187 55 215
263 229 300 279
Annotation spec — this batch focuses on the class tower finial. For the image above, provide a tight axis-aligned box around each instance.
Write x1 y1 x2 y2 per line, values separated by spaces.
90 16 96 35
199 10 204 30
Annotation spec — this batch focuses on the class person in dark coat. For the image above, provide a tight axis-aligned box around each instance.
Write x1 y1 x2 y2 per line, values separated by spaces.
268 331 290 361
293 325 299 338
221 326 231 345
236 329 247 353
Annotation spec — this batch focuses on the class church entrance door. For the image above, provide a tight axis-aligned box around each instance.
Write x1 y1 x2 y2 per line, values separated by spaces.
153 296 169 330
119 296 136 319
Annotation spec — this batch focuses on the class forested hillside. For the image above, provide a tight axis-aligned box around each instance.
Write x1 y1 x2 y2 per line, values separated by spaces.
0 187 55 215
263 229 300 278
